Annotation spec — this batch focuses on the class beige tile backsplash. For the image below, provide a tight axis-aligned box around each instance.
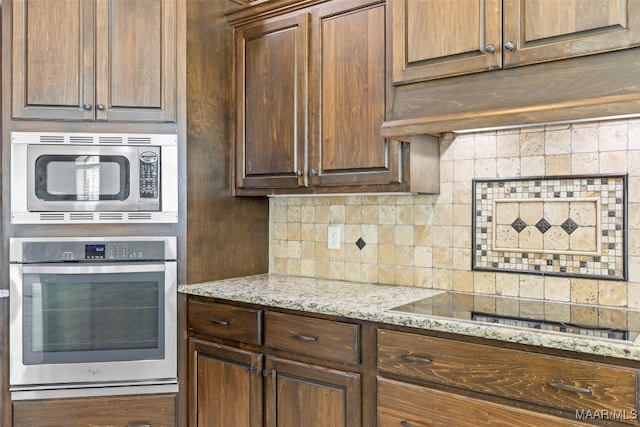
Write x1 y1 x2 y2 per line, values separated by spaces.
269 118 640 309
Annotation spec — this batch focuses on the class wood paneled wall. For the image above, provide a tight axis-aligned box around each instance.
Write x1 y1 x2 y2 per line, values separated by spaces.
185 0 269 283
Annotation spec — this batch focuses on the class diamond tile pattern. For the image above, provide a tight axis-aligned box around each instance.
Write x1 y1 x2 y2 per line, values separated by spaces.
473 175 626 280
561 218 579 235
535 218 552 234
511 218 527 233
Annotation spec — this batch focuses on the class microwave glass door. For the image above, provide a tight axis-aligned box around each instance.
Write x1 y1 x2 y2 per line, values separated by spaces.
21 268 165 365
34 154 130 202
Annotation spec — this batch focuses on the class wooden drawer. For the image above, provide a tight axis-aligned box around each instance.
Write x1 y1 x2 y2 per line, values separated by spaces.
188 299 262 345
13 394 176 427
264 311 359 365
378 329 638 420
378 377 590 427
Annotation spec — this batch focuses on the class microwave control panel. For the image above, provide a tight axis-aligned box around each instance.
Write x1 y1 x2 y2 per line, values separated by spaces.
139 151 159 200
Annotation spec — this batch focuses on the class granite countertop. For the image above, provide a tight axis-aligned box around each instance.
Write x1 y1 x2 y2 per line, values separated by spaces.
179 273 640 362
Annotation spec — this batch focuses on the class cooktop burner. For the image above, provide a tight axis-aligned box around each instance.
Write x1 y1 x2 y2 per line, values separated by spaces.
389 292 640 342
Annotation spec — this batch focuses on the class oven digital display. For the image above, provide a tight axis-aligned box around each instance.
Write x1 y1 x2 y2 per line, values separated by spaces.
85 244 106 259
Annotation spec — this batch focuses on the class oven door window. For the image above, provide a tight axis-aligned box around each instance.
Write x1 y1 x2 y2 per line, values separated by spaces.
34 155 130 201
22 270 164 364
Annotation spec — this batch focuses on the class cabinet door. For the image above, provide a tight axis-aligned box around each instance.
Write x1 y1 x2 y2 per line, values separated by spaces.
390 0 502 83
235 14 308 190
12 0 95 120
96 0 177 122
503 0 640 67
11 0 177 122
309 0 402 187
188 338 263 427
264 356 361 427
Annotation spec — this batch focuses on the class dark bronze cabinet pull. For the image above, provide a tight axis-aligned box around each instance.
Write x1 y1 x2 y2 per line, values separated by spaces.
209 318 230 326
548 381 592 394
401 420 419 427
262 369 272 377
293 334 318 342
401 354 432 364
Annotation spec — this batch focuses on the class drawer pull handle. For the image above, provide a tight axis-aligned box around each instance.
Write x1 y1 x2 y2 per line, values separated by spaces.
548 381 592 394
400 420 419 427
293 334 318 342
401 354 432 364
209 318 230 326
127 424 152 427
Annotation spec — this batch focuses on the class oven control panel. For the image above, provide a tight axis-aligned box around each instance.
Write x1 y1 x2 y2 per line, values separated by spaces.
11 237 177 263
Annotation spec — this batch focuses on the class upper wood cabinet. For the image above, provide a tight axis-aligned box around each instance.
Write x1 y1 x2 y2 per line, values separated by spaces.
12 0 177 122
232 0 404 195
393 0 640 84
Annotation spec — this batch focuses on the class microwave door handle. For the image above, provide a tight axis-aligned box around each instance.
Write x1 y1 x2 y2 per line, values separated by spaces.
20 263 167 275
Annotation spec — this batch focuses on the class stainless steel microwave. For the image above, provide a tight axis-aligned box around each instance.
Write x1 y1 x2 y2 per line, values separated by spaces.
11 132 178 224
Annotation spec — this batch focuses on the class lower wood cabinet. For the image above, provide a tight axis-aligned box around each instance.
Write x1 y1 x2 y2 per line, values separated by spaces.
377 377 589 427
264 356 360 427
186 297 362 426
188 338 263 427
12 393 176 427
185 295 640 426
377 328 640 426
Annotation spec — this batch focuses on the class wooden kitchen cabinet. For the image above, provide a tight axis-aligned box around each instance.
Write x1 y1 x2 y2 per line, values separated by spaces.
231 0 404 195
189 338 263 427
377 328 639 426
378 377 590 427
186 296 363 426
263 311 361 427
12 394 177 426
12 0 177 122
264 356 360 427
392 0 640 84
383 2 640 136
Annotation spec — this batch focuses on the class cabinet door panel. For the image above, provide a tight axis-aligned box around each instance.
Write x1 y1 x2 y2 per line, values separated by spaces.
12 0 95 120
189 338 263 427
235 14 308 190
391 0 502 83
96 0 177 122
264 357 360 427
310 0 401 186
503 0 640 67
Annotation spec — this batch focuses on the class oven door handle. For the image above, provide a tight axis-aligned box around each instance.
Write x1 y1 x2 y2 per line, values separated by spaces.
20 263 169 275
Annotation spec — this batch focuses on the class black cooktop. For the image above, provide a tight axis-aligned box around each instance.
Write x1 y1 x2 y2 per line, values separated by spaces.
389 292 640 342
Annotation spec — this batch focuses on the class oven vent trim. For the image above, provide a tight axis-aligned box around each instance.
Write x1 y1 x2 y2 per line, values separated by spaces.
12 132 176 146
11 212 178 224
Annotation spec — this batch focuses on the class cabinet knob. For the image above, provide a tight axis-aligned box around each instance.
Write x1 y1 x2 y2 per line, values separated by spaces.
96 104 105 111
504 41 515 51
310 169 317 176
296 170 303 177
83 103 92 111
262 369 272 377
485 44 495 54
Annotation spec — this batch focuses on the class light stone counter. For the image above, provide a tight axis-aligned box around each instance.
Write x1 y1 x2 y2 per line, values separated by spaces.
179 273 640 362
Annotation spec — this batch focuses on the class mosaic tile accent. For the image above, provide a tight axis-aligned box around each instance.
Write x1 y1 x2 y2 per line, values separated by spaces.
472 175 627 280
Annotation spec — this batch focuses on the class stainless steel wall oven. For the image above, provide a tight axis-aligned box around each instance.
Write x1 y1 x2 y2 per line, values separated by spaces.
9 236 177 400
